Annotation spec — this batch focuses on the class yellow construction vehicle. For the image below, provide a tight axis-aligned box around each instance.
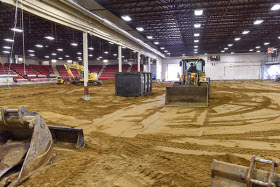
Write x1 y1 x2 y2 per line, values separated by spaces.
165 58 210 107
57 64 102 85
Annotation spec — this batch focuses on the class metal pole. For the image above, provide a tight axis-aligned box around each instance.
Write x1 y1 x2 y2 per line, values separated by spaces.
138 52 141 72
83 32 90 100
148 57 151 72
118 45 122 72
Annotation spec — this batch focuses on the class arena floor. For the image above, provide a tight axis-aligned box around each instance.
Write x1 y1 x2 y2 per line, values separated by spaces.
1 80 280 187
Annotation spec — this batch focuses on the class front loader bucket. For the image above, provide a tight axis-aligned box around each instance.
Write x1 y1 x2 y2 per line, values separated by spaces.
211 159 280 187
0 106 53 187
165 85 209 107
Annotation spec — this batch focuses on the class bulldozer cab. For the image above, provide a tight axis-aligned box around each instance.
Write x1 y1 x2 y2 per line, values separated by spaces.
180 58 205 76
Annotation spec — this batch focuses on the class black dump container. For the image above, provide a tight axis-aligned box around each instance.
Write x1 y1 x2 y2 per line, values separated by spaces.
115 72 152 97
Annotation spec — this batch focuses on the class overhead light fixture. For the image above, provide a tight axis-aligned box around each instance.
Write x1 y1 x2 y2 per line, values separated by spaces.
194 49 198 51
194 46 198 48
136 27 144 32
45 36 55 40
58 57 63 60
242 31 250 34
221 50 225 53
109 42 114 44
224 48 229 50
3 51 10 54
234 38 241 41
89 54 93 57
51 53 57 56
3 46 11 49
271 4 280 11
194 33 200 37
104 51 109 54
65 55 70 58
67 60 72 63
103 59 108 63
113 54 117 56
88 47 94 50
249 49 254 51
154 42 159 45
97 58 100 60
194 52 198 54
122 46 126 49
10 28 23 32
194 23 201 28
231 52 235 54
4 38 14 42
194 40 199 43
121 15 132 21
27 50 35 53
18 58 23 61
167 53 170 55
228 44 233 47
57 48 63 51
29 54 35 57
264 42 270 45
164 50 168 52
77 52 82 55
122 56 125 58
160 47 165 49
182 54 186 56
278 36 280 39
147 36 153 39
99 56 103 59
257 50 261 53
51 59 57 63
254 20 263 25
45 56 50 58
194 9 203 16
256 46 261 48
35 44 43 48
71 43 78 46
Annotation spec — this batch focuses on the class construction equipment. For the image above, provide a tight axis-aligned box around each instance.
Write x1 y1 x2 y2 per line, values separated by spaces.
211 156 280 187
0 106 84 186
58 64 102 85
165 58 210 107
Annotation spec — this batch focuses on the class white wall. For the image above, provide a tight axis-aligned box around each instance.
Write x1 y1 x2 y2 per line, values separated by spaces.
162 53 266 81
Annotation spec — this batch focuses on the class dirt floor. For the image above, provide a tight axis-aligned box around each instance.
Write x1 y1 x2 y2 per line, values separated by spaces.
1 80 280 186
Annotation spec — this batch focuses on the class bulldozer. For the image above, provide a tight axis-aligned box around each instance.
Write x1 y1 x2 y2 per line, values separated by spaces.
165 58 210 107
0 106 84 186
211 156 280 186
57 64 102 85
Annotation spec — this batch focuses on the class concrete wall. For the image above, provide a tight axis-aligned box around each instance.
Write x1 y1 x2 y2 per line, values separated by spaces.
162 53 266 81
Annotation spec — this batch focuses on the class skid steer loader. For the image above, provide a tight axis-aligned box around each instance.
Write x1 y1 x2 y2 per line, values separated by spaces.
211 155 280 187
165 58 210 107
0 106 84 187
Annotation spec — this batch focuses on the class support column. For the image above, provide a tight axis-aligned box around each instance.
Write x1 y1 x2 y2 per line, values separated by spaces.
118 45 122 72
83 32 90 100
148 57 151 72
155 59 158 80
137 52 141 72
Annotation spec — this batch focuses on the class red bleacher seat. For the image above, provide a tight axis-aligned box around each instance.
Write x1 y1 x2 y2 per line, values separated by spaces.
29 64 54 76
98 64 129 80
130 64 143 72
0 64 17 75
89 65 103 74
7 63 40 77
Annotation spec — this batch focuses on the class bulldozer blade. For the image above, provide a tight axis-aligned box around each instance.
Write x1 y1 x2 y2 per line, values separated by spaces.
165 85 209 107
211 159 280 187
48 125 85 151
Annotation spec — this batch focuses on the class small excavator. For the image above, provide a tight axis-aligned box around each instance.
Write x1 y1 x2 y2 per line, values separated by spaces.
0 106 84 186
165 58 210 107
57 64 102 85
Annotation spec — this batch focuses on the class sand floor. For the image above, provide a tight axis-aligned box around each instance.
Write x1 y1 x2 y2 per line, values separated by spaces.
1 80 280 186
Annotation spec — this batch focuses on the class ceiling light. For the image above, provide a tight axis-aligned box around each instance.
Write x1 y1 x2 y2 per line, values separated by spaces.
99 56 103 59
136 27 144 32
254 20 263 25
194 46 198 48
10 28 23 32
57 48 63 51
3 51 10 54
249 49 254 51
27 50 35 53
194 33 200 37
122 56 125 58
194 23 201 28
228 44 233 47
45 36 55 40
89 54 93 57
194 9 203 16
77 52 82 55
121 15 132 21
29 54 35 57
3 46 11 49
167 53 170 55
113 54 117 56
147 36 153 39
264 42 270 45
88 47 94 50
35 44 43 48
278 36 280 39
160 47 165 49
71 43 78 46
164 50 168 52
65 55 70 58
67 60 72 63
221 50 225 53
224 48 228 50
45 56 50 58
109 42 114 44
51 59 57 63
4 39 14 42
256 46 261 48
103 59 108 63
97 58 100 60
234 38 241 41
257 50 261 53
231 52 235 54
104 51 109 54
182 54 185 56
271 4 280 11
18 58 23 61
194 40 199 43
242 31 250 34
154 42 159 45
58 58 63 60
122 46 126 49
51 53 57 56
194 52 198 54
194 49 198 51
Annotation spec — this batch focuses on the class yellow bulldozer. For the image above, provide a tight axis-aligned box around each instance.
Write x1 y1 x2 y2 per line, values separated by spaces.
165 58 210 107
57 64 102 85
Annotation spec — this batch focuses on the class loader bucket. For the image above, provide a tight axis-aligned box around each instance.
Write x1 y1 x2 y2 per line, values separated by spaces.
165 85 209 107
211 159 280 187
